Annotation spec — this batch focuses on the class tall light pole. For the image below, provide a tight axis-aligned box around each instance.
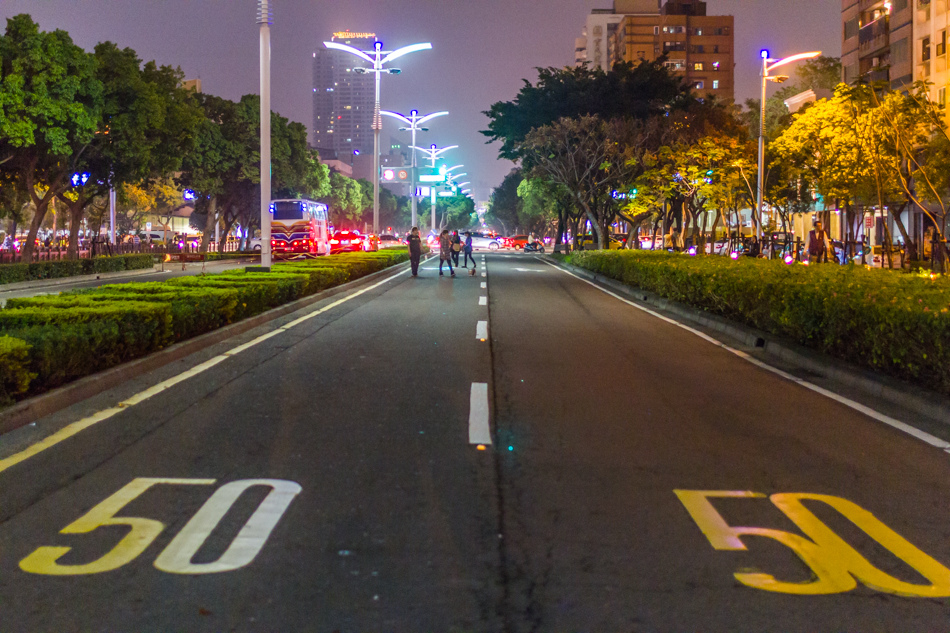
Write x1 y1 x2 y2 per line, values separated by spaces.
258 0 273 270
757 49 821 242
411 143 457 232
380 109 448 228
324 40 432 234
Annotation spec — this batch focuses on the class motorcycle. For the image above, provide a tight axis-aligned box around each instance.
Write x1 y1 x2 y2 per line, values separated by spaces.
523 241 546 253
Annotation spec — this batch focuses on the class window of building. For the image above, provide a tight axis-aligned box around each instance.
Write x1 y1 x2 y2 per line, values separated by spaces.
844 17 859 40
712 61 720 71
693 81 704 90
938 30 947 56
940 87 947 107
694 62 704 71
713 80 720 89
891 37 909 64
690 45 705 53
664 42 687 53
892 0 907 10
654 26 659 35
664 60 685 71
923 37 932 62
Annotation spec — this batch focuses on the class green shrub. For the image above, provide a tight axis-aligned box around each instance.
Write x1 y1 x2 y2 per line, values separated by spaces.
0 253 154 285
0 336 34 404
165 274 308 317
569 250 950 395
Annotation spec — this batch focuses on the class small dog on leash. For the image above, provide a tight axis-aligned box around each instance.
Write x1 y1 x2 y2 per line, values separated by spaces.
469 267 477 276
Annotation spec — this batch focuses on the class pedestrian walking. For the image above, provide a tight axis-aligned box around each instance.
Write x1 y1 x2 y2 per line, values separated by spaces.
807 220 830 263
408 227 423 277
451 230 462 266
438 229 455 277
462 231 476 269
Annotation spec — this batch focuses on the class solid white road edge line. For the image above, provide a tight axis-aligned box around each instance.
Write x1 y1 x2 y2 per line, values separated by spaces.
479 296 487 306
0 265 413 474
540 258 950 453
468 383 492 445
476 321 488 341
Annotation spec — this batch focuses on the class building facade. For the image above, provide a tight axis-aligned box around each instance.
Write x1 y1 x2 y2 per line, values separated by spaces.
312 31 376 159
913 0 950 112
578 0 734 101
841 0 913 88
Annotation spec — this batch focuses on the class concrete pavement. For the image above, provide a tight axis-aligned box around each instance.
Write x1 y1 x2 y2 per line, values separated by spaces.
0 252 949 631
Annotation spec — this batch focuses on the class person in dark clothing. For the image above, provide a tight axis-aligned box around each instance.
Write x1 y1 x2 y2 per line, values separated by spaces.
438 229 455 277
808 220 830 263
451 230 462 266
408 227 422 276
462 232 476 268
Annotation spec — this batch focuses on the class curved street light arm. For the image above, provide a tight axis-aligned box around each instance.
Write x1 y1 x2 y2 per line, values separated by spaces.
380 110 412 125
418 111 449 125
323 41 375 65
767 51 822 73
382 42 433 64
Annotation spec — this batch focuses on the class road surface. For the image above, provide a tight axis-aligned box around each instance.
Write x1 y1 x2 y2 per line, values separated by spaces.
1 252 948 632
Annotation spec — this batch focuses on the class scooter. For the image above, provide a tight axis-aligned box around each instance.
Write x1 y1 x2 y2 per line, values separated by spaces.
523 241 546 253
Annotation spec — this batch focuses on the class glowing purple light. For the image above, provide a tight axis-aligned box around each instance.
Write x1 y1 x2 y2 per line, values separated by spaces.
730 251 740 260
784 254 794 264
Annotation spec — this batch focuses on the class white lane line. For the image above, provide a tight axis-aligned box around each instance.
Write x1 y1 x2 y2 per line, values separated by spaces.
481 272 486 277
541 259 950 453
468 383 492 445
480 282 487 289
479 296 487 306
476 321 488 341
0 265 413 475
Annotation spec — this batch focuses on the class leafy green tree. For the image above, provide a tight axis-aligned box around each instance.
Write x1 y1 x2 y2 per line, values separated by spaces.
0 14 103 261
325 172 364 227
486 169 522 235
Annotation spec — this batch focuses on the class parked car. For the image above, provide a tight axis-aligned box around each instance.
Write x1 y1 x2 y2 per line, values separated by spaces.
577 234 624 250
469 231 503 250
378 234 402 249
329 230 367 254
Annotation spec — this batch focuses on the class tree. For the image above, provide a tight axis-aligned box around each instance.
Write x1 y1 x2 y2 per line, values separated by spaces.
325 172 364 227
482 61 691 162
517 178 564 237
0 15 103 261
486 168 522 235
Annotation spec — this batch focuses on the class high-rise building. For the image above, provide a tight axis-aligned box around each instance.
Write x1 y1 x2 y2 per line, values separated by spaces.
912 0 949 114
841 0 913 89
577 0 734 101
312 31 376 159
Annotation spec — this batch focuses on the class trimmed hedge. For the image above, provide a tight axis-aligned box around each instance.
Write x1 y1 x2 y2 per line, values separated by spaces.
569 250 950 395
0 254 155 285
0 249 412 404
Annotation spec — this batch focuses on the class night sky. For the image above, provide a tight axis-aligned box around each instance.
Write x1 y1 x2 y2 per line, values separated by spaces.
1 1 840 202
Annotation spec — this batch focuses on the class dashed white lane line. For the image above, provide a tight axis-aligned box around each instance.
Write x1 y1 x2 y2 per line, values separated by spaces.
481 282 487 289
476 320 488 341
541 259 950 453
481 272 486 277
479 296 487 306
468 383 492 445
0 265 413 474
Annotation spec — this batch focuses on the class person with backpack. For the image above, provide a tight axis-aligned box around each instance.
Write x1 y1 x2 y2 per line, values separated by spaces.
451 230 462 266
462 232 476 269
438 229 455 277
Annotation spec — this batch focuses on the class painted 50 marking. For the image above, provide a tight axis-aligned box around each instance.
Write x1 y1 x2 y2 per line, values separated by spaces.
19 478 301 576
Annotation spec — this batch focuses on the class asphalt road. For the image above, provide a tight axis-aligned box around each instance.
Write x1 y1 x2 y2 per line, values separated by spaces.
1 252 949 631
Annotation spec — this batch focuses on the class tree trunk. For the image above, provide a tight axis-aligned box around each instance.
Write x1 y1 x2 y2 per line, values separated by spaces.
890 203 915 264
200 196 217 253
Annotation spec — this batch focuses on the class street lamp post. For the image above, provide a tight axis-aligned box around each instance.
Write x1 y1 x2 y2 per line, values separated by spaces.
380 109 448 228
258 0 273 270
756 49 821 242
324 39 432 234
410 143 458 232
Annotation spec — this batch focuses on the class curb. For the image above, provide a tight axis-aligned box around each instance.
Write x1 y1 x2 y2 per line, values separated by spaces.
0 258 416 435
552 258 950 426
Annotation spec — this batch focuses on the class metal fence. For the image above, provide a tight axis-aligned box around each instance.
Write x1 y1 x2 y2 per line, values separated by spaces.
0 239 250 264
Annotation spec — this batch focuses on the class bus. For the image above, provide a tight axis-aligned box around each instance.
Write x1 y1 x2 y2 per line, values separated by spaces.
269 199 330 255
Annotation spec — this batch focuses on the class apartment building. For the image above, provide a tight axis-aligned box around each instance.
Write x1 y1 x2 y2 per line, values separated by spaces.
914 0 950 112
841 0 913 88
577 0 734 101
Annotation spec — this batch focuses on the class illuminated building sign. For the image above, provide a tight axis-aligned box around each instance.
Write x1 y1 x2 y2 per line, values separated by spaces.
333 31 376 39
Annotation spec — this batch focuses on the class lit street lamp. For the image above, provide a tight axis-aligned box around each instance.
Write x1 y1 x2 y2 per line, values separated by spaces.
380 109 448 228
324 39 432 233
410 143 458 231
756 49 821 241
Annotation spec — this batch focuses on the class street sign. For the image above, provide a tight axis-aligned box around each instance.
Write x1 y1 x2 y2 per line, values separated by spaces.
146 222 152 231
438 191 455 197
419 174 444 183
381 168 411 182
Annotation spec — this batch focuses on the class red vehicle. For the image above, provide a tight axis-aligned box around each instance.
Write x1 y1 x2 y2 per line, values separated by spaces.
329 230 369 254
508 235 529 249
